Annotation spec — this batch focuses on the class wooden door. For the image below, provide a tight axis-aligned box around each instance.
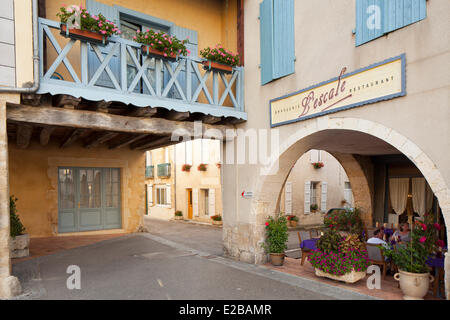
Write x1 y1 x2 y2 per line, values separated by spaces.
187 189 193 219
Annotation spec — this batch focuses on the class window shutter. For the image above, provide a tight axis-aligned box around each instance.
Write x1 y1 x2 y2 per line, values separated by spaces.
272 0 295 79
202 139 210 164
193 188 199 216
146 151 152 166
355 0 385 46
384 0 427 33
285 182 292 215
304 181 311 214
321 182 328 213
147 184 153 208
170 25 198 100
166 184 171 207
310 150 319 163
259 0 274 85
208 188 215 216
165 148 169 163
86 0 120 88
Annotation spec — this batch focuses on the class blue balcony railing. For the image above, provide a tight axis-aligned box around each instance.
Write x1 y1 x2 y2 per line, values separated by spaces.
37 18 246 120
157 163 171 178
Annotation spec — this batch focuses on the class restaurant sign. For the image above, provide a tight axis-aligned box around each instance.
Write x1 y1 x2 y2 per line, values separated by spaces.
270 54 406 127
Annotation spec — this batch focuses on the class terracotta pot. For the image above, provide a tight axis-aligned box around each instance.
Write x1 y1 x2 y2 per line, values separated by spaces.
10 234 30 258
202 60 233 74
289 220 298 227
141 46 177 61
269 253 285 266
60 24 108 46
314 268 366 284
394 269 434 300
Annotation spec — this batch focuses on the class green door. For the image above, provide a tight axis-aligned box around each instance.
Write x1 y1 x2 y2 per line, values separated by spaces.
58 167 121 233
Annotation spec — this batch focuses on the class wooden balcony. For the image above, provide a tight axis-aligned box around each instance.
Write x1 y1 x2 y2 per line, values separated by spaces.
36 18 246 124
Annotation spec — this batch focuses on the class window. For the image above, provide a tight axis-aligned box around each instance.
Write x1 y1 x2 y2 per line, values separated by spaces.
201 139 210 164
355 0 427 46
202 189 209 216
259 0 295 85
310 150 322 163
155 185 171 206
310 182 319 206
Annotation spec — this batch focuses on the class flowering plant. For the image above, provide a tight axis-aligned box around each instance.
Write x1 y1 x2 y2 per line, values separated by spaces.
197 163 207 171
175 210 183 217
312 162 324 169
211 215 222 221
310 203 318 212
262 213 288 254
287 215 298 222
200 44 240 67
308 246 370 276
181 164 192 172
323 207 364 235
382 213 441 273
134 29 189 58
57 5 120 37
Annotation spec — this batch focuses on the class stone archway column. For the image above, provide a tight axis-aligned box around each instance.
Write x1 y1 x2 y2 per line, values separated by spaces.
0 98 21 298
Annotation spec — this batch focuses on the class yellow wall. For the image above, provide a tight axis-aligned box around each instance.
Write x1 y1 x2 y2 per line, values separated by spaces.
14 0 34 87
8 140 145 237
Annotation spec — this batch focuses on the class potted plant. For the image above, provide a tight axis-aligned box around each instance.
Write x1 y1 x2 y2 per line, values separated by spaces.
287 215 299 227
210 215 222 225
200 44 240 74
216 163 221 169
197 163 207 172
323 207 364 236
308 228 369 283
57 5 120 46
134 29 189 61
181 164 192 172
383 214 440 299
262 213 288 266
10 196 29 258
174 210 183 220
312 162 324 169
310 203 318 213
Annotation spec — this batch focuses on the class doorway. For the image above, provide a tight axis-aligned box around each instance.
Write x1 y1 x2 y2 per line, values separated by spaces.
187 188 193 219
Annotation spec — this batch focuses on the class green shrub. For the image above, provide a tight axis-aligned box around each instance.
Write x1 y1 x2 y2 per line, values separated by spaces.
316 228 341 253
175 211 183 217
262 213 288 254
324 207 363 235
10 196 25 238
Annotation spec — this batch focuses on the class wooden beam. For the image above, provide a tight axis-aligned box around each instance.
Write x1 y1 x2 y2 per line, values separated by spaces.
95 100 111 113
39 126 55 146
126 106 158 117
60 129 86 148
21 93 42 106
108 134 150 149
16 124 33 149
237 0 244 66
131 136 175 150
84 131 119 149
202 115 222 124
7 104 232 138
166 110 190 121
54 95 81 109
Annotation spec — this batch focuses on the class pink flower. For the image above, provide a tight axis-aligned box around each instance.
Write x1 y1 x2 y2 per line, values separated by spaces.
419 236 427 243
265 222 269 227
434 223 441 231
133 36 137 40
421 223 427 231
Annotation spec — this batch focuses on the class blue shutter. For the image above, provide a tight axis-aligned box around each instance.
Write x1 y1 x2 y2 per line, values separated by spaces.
259 0 274 85
384 0 427 33
171 25 198 100
86 0 120 88
272 0 295 79
356 0 385 46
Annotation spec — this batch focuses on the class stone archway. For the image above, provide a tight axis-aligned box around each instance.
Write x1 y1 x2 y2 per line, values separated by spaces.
245 116 450 299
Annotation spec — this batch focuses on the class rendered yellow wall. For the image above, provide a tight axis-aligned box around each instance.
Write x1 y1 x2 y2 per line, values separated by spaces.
8 140 145 237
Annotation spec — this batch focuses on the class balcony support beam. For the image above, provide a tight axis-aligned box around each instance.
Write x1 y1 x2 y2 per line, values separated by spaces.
16 124 33 149
39 126 55 146
7 104 231 138
84 132 119 149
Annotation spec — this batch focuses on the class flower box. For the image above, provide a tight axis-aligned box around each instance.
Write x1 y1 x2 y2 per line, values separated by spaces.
181 164 192 172
141 46 177 62
60 24 108 46
202 60 233 74
314 268 366 284
197 163 208 172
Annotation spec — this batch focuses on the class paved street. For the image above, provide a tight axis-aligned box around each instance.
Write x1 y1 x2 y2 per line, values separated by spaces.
11 219 375 300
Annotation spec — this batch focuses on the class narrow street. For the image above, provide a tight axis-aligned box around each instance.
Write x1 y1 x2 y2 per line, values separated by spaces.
11 220 375 300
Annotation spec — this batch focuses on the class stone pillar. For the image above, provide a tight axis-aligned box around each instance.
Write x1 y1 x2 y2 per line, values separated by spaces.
0 98 21 298
446 250 450 300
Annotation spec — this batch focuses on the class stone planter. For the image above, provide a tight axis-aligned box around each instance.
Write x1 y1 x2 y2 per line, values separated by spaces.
10 234 30 258
174 216 184 220
212 220 223 226
314 268 366 284
269 253 285 266
394 269 434 300
60 24 108 46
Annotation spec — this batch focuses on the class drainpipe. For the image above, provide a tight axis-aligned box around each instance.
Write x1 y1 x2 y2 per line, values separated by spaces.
0 0 40 93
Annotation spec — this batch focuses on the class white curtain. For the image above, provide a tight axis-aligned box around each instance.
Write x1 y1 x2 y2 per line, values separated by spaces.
389 178 409 215
425 182 433 213
412 178 426 217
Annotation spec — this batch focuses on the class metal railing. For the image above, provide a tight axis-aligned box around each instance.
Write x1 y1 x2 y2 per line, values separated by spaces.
37 18 246 119
145 165 154 178
157 163 171 178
